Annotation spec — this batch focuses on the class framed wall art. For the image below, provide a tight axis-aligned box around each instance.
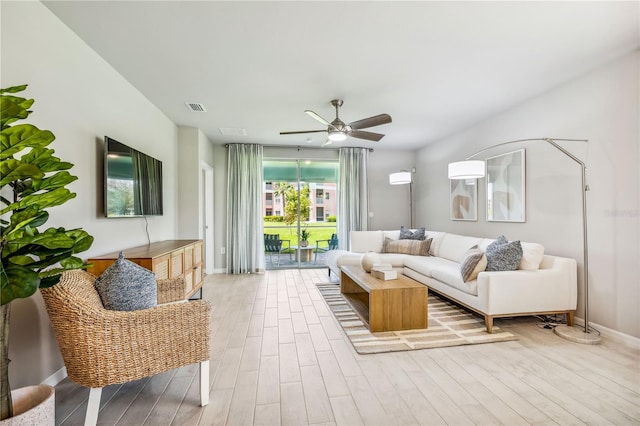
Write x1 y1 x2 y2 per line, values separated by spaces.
450 178 477 221
486 149 526 222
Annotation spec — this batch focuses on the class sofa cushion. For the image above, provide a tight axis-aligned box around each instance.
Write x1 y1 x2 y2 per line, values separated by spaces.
403 255 458 278
519 242 545 270
383 237 431 256
460 245 487 282
382 230 401 240
425 231 446 256
430 263 478 296
438 233 483 263
485 235 523 271
399 226 426 240
94 252 158 311
350 231 384 253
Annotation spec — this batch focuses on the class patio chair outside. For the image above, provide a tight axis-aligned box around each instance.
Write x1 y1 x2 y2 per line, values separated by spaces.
314 233 339 263
264 233 291 266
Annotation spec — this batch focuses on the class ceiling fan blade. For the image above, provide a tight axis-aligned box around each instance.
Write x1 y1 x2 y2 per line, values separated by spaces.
280 130 327 135
305 110 333 127
349 130 385 142
348 113 392 130
322 140 333 147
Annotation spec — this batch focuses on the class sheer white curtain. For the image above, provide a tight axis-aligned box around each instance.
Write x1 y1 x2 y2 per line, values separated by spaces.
226 144 264 273
337 148 369 250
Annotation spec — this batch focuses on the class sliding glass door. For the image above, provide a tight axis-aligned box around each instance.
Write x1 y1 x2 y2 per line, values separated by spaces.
263 159 338 270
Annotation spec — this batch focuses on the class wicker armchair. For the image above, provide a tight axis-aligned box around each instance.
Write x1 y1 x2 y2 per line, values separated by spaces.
40 270 211 426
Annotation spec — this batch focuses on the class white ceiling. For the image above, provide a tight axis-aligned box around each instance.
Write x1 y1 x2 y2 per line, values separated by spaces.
43 1 639 151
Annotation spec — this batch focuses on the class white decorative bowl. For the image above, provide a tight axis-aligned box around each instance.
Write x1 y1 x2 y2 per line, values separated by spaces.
360 252 381 273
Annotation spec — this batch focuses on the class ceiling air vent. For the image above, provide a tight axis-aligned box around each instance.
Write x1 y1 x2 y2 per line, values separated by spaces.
185 102 206 112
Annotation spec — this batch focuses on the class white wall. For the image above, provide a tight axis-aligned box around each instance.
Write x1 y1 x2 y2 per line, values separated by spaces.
415 50 639 337
1 2 179 387
368 150 417 230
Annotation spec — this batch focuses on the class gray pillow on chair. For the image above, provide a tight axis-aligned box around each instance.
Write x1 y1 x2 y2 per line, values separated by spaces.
95 252 158 311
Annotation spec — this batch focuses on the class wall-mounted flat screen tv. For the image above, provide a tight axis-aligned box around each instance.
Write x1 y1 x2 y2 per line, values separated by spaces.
104 136 163 217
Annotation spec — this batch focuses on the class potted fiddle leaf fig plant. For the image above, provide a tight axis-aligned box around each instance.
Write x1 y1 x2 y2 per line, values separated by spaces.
0 85 94 422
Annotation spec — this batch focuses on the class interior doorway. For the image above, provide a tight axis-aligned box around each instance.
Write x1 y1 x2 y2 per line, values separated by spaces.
202 165 214 274
263 159 338 270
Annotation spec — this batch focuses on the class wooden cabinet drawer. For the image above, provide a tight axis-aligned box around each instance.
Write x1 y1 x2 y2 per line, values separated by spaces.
170 249 184 278
152 254 170 280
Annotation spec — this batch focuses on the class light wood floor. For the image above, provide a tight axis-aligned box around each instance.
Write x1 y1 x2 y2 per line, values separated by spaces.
55 269 640 425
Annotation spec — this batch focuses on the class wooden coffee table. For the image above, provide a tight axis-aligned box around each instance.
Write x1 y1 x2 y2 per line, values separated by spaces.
340 265 428 332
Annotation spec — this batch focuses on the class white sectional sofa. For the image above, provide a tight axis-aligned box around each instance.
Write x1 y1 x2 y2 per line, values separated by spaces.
325 230 577 333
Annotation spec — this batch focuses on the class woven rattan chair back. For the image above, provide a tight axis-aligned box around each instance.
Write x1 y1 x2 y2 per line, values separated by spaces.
40 269 211 425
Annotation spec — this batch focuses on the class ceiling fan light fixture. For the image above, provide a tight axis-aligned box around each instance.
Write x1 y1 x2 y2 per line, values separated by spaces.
328 131 347 142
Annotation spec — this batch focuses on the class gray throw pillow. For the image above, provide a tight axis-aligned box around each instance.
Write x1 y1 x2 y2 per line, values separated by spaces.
485 235 523 271
399 226 426 240
94 252 158 311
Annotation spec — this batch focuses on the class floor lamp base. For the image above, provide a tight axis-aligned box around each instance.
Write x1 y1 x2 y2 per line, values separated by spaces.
554 324 601 344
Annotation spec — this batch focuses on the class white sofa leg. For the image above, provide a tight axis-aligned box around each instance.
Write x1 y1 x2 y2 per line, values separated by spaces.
85 387 102 426
200 360 210 406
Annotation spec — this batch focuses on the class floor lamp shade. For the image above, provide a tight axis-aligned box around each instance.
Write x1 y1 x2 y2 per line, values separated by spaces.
448 160 485 179
389 171 412 185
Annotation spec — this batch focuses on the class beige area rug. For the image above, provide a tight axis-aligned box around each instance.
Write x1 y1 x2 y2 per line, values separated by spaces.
316 283 517 354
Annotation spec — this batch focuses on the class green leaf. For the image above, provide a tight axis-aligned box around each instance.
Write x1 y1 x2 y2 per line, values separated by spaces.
6 255 35 266
6 227 76 250
0 187 76 216
59 256 84 269
0 263 40 305
38 274 61 289
29 171 77 194
0 159 44 186
20 148 73 173
67 230 94 253
6 208 49 236
0 124 55 159
0 85 28 94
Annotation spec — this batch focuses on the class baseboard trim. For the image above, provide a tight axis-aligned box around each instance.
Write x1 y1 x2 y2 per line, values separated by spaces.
574 317 639 348
41 366 67 387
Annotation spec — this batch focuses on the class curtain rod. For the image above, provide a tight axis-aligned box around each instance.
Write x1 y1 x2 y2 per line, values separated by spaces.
223 143 373 152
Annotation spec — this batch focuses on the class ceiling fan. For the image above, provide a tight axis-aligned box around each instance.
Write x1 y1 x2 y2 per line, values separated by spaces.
280 99 392 145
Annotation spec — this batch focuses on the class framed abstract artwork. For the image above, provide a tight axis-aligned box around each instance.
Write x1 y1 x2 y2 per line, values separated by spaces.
450 178 477 221
486 149 526 222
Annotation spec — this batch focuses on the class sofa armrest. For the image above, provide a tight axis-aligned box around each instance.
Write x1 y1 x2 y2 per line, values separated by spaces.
477 255 577 315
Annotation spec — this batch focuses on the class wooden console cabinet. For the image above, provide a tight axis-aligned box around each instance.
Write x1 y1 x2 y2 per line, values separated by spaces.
87 240 204 299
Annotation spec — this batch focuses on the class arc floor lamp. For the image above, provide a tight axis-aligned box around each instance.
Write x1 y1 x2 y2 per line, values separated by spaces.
448 137 600 344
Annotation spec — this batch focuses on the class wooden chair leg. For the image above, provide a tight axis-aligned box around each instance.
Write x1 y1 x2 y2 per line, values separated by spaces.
85 387 102 426
200 360 210 407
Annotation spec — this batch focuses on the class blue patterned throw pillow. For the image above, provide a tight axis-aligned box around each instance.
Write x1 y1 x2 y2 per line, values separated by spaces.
399 226 426 240
485 235 523 271
95 252 157 311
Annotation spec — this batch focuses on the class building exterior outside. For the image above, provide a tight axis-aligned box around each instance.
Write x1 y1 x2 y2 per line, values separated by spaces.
263 182 337 222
